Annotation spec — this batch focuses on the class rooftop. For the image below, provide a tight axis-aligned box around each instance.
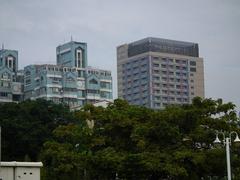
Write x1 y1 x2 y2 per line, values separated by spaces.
127 37 199 57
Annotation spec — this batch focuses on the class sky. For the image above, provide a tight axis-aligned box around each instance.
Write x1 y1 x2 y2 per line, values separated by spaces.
0 0 240 108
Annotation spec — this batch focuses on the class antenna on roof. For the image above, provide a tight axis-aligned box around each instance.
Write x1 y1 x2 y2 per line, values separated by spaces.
71 35 73 42
2 43 4 50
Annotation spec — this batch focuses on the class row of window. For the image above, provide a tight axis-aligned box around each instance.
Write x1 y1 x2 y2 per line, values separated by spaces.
153 57 191 65
1 72 11 79
154 100 189 108
25 68 111 77
0 81 11 87
0 92 8 97
87 70 111 76
154 88 189 94
153 70 189 76
158 77 189 83
154 96 189 102
153 83 188 89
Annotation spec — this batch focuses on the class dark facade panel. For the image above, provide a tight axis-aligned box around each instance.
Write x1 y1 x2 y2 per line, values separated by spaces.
128 37 199 57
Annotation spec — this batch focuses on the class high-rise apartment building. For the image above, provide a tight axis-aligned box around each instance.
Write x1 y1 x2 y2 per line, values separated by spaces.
117 37 204 109
24 41 113 108
0 49 23 102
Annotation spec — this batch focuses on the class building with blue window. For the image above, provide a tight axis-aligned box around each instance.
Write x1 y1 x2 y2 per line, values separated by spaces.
117 37 204 109
24 41 113 108
0 49 23 102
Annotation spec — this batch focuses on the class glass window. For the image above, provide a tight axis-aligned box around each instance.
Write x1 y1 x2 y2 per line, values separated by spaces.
190 61 196 66
190 67 196 72
89 79 98 84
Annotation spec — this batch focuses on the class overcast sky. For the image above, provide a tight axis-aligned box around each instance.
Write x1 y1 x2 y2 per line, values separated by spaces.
0 0 240 108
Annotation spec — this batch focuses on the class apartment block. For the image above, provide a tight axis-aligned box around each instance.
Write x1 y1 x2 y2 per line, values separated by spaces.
117 37 204 109
24 41 113 108
0 49 23 102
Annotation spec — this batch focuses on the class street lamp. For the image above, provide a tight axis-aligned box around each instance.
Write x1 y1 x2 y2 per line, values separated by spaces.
213 131 240 180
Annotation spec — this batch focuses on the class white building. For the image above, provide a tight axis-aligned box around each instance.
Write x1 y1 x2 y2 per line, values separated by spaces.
0 162 43 180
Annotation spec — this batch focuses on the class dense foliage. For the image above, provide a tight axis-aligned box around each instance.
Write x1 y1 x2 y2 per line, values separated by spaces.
1 98 240 179
0 99 74 161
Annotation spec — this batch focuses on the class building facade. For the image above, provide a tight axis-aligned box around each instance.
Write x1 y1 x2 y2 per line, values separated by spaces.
117 37 204 109
0 49 23 103
24 41 113 108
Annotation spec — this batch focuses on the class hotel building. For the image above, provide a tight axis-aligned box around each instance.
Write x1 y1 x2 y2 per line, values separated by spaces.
117 37 204 109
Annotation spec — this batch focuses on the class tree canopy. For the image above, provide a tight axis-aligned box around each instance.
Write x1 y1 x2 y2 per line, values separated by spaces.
39 97 240 180
1 98 240 179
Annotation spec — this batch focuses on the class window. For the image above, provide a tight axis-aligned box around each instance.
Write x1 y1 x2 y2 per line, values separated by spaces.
100 82 110 88
190 67 196 72
190 61 196 66
2 82 10 87
153 63 159 67
162 84 167 88
76 49 83 68
162 77 167 81
162 96 168 101
161 64 166 68
175 59 180 63
89 79 98 84
0 92 8 97
162 71 167 75
155 103 160 107
181 60 187 64
2 72 10 79
26 79 31 85
52 87 59 93
162 90 167 94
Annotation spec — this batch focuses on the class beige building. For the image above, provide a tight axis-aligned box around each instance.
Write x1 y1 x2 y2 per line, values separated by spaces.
0 162 43 180
117 37 204 109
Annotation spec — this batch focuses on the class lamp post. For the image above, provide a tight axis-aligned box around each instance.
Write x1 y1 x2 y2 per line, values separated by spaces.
213 131 240 180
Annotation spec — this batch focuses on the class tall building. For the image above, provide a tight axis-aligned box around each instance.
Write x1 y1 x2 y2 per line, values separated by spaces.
117 37 204 109
24 41 113 108
0 49 23 102
56 41 88 68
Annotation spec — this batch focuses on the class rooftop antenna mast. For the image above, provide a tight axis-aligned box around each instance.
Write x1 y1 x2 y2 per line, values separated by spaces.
1 43 4 50
71 35 73 42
